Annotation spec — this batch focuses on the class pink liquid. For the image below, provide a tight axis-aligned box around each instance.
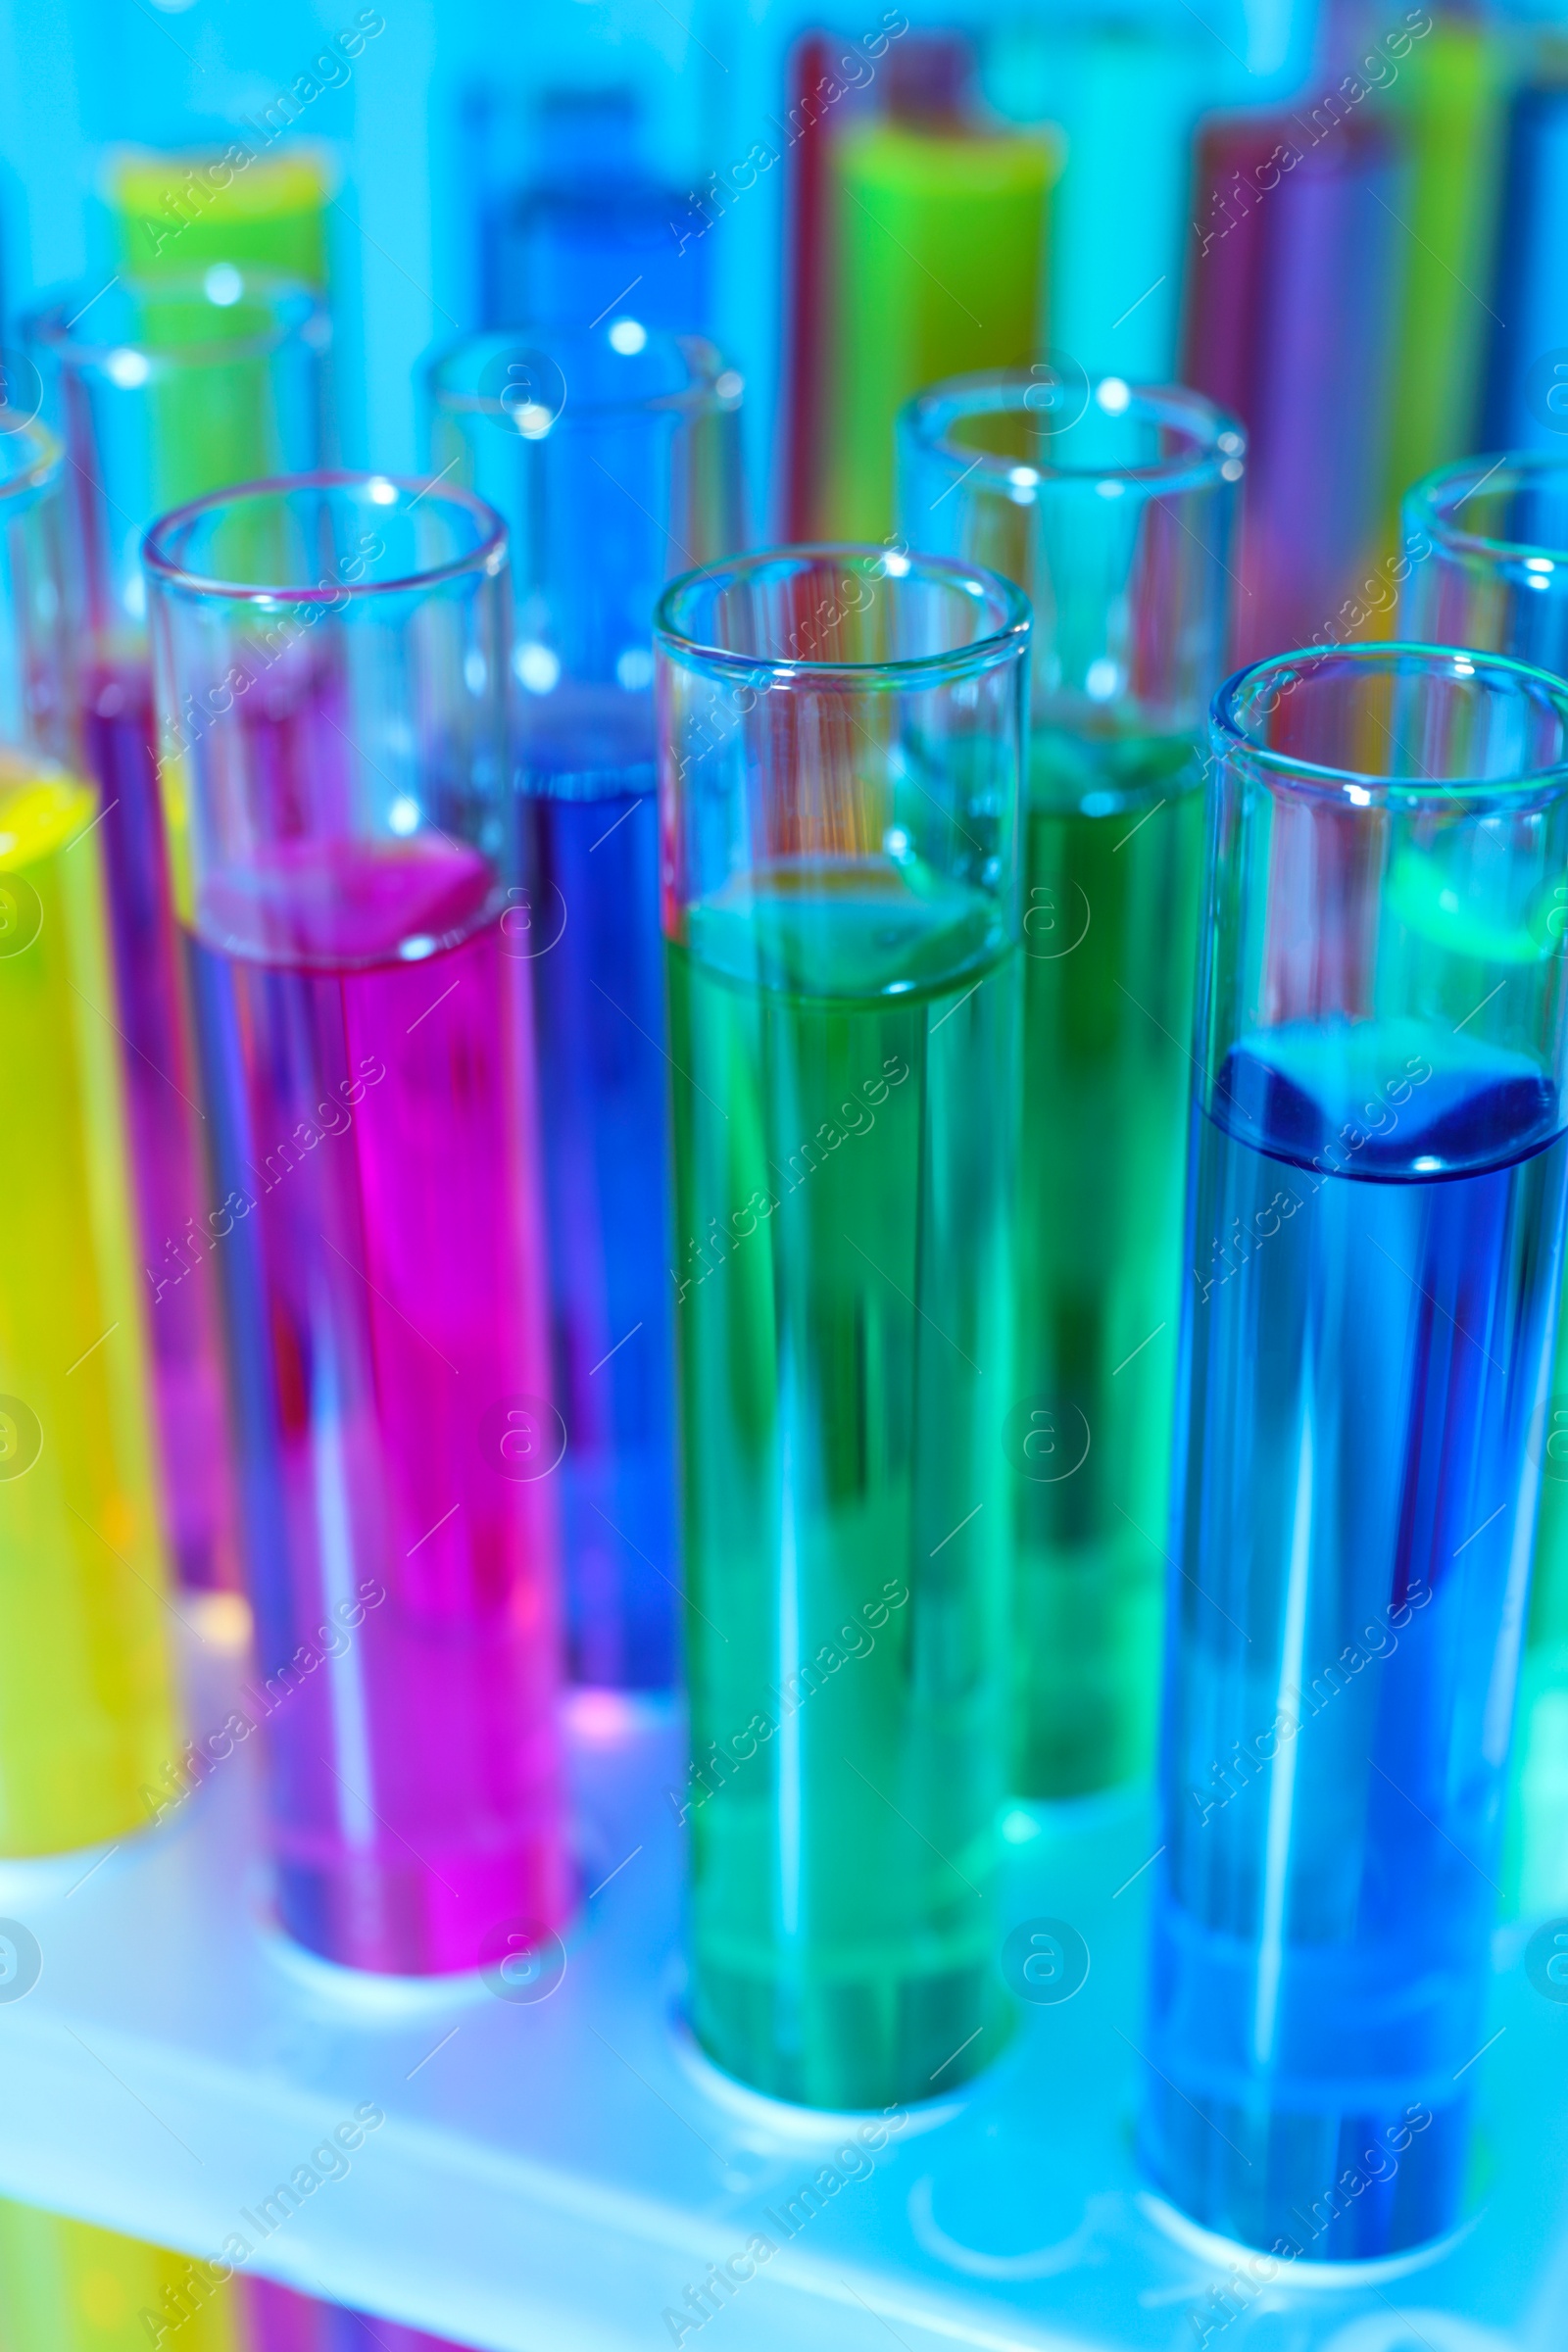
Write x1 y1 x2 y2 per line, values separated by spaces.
81 662 237 1588
187 832 566 1974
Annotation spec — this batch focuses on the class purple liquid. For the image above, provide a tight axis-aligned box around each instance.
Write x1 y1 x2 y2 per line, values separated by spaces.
187 832 566 1974
247 2278 469 2351
81 662 237 1588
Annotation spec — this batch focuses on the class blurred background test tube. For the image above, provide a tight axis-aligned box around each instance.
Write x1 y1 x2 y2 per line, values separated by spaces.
1377 12 1508 544
656 546 1027 2106
1482 71 1568 457
983 19 1201 386
1146 642 1568 2255
795 32 1055 541
0 411 177 1855
1184 108 1401 662
472 86 708 338
899 373 1241 1797
428 326 744 1688
144 475 564 1974
106 147 330 287
1401 451 1568 1920
26 274 327 1592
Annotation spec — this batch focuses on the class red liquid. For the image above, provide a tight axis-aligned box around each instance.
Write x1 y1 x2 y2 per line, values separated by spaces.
187 833 566 1973
81 662 237 1588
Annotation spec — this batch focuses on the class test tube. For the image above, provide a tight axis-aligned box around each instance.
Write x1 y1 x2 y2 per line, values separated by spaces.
1481 81 1568 454
27 273 327 1589
479 87 708 335
0 414 178 1854
0 2202 241 2351
1145 641 1568 2255
427 327 744 1688
657 546 1028 2107
109 147 330 285
821 119 1055 538
899 373 1242 1796
1184 110 1402 662
1378 14 1508 537
144 475 564 1974
1402 452 1568 1915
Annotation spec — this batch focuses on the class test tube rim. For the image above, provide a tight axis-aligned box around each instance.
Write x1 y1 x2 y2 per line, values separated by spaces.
425 325 738 431
142 469 508 607
901 369 1243 500
1211 639 1568 807
654 541 1030 691
1404 450 1568 574
24 268 327 376
0 414 63 513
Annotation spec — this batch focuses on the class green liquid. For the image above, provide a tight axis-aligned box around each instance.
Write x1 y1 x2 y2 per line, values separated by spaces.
1011 726 1204 1795
670 864 1016 2108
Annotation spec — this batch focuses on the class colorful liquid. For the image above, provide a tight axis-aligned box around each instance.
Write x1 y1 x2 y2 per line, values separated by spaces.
186 833 564 1974
1011 726 1204 1795
0 2201 241 2352
518 703 676 1686
0 765 178 1852
82 662 236 1590
670 864 1016 2108
1147 1020 1565 2255
248 2278 466 2352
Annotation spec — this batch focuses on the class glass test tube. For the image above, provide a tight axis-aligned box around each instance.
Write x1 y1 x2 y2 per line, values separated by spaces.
1145 642 1568 2255
0 414 178 1854
1481 82 1568 456
428 327 744 1689
28 272 327 1590
1402 452 1568 1916
144 475 564 1974
821 116 1055 539
0 2201 242 2352
657 547 1028 2107
899 374 1242 1797
1184 109 1402 664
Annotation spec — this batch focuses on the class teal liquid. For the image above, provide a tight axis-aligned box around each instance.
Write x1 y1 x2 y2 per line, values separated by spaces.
669 862 1016 2108
1011 727 1204 1795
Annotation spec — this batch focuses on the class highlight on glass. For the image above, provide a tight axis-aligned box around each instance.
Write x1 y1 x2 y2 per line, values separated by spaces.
143 472 565 1975
27 269 329 1592
1144 640 1568 2256
428 323 745 1690
0 411 179 1855
656 544 1028 2108
898 370 1242 1800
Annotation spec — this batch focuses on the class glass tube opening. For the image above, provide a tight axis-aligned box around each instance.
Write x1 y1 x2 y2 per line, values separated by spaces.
904 371 1243 498
1215 641 1568 803
427 325 739 437
143 471 507 604
27 270 326 378
0 416 62 511
656 544 1029 685
1407 452 1568 574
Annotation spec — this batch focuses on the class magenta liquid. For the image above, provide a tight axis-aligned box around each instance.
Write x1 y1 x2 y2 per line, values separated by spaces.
186 831 566 1974
81 662 236 1588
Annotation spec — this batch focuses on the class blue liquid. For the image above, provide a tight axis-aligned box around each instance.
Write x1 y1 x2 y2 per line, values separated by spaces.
519 702 677 1687
1146 1019 1567 2256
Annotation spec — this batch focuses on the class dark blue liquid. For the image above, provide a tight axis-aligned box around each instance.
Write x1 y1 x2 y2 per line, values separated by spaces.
519 705 677 1687
1146 1019 1567 2256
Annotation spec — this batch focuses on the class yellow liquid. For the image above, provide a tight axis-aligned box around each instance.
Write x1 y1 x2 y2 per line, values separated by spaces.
0 766 178 1852
0 2202 241 2351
